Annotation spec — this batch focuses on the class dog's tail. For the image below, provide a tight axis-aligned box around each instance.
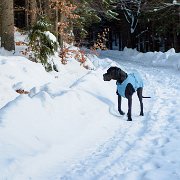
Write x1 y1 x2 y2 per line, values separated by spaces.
142 96 151 98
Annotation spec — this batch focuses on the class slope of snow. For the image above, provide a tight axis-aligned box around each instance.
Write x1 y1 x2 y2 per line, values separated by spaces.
0 46 180 179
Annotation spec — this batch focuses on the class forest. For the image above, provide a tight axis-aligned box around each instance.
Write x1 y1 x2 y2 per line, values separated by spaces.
0 0 180 57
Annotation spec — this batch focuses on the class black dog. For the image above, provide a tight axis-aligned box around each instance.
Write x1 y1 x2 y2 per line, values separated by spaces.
103 66 150 121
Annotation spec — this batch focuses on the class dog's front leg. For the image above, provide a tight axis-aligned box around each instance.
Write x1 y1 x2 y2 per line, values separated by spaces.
118 94 125 115
127 95 132 121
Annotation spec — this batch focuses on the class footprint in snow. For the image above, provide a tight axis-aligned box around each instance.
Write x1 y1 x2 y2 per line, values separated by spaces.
0 59 7 65
152 137 170 147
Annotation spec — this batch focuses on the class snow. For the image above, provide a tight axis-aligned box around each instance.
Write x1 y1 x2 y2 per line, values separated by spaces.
44 31 57 42
173 0 177 5
0 36 180 180
100 47 180 71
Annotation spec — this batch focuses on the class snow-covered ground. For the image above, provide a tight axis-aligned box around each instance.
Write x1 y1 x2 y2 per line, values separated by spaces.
0 40 180 180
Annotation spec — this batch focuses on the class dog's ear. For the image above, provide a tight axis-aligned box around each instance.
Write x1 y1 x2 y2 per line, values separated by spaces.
107 66 119 74
110 66 117 71
107 67 114 73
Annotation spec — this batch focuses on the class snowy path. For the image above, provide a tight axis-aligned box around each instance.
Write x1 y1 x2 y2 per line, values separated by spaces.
58 60 180 179
0 52 180 180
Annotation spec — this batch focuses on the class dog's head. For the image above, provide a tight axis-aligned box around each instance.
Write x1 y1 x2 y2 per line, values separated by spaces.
103 66 127 82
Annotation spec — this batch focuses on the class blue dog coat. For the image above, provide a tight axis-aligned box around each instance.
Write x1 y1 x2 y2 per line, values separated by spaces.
117 72 143 98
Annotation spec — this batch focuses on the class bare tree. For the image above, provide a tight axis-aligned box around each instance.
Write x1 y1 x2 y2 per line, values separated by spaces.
1 0 15 51
50 0 79 46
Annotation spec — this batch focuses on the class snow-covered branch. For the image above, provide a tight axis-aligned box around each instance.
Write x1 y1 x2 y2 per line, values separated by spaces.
141 1 180 13
119 0 142 33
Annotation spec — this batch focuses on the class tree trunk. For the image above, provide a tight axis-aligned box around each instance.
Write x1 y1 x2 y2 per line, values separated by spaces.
43 0 51 16
173 30 178 52
43 0 57 37
58 10 64 48
173 6 180 52
0 1 2 38
29 0 37 27
1 0 15 51
25 0 29 29
51 9 58 39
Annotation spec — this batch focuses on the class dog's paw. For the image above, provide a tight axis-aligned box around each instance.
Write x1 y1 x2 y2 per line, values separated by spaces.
119 110 125 115
127 118 132 121
140 112 144 116
127 112 132 121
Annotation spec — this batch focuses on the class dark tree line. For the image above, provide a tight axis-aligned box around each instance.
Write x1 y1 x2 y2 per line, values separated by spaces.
0 0 180 52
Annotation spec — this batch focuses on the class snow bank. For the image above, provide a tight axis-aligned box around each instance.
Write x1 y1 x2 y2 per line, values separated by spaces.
0 54 54 109
100 47 180 71
0 50 120 179
0 34 180 179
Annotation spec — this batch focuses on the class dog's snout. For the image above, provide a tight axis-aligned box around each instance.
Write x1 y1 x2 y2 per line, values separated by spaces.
103 74 106 81
103 73 111 81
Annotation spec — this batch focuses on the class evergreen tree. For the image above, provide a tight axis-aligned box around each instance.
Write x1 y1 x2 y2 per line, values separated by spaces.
28 16 58 71
82 0 118 19
140 0 180 51
72 0 119 45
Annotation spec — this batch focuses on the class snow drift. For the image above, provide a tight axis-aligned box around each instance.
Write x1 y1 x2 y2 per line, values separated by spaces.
0 46 180 179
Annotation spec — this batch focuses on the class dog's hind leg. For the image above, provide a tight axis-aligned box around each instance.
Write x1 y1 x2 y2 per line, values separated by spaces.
118 94 125 115
137 88 144 116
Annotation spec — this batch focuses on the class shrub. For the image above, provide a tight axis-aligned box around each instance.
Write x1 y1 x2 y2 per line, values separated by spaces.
28 16 58 71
